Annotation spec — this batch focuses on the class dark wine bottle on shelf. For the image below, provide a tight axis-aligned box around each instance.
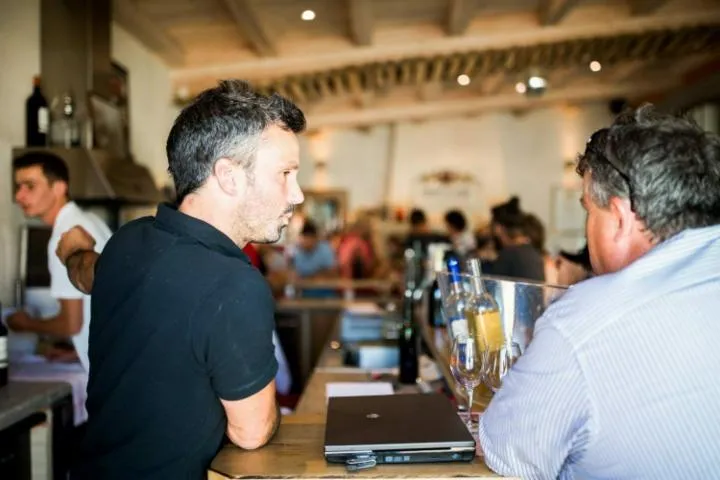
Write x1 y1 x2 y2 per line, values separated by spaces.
26 75 49 147
0 301 8 388
398 247 421 385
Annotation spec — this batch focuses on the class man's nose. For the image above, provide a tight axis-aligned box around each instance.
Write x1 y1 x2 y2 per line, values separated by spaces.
290 182 304 206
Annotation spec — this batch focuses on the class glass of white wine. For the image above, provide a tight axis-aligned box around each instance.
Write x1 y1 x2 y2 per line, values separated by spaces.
449 334 484 433
482 342 521 392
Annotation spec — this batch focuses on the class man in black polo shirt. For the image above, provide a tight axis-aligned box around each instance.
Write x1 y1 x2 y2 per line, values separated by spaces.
59 80 306 479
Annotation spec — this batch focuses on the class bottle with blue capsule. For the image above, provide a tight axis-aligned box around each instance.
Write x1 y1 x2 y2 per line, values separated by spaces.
442 255 470 340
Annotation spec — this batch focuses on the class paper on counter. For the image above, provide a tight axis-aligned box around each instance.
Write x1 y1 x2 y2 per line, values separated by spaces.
326 382 394 400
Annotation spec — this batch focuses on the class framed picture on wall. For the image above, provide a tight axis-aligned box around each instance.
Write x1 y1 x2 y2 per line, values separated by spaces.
110 62 130 150
302 189 347 234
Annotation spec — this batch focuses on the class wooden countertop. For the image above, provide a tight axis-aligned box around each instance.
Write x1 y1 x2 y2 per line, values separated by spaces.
209 312 510 479
209 414 507 480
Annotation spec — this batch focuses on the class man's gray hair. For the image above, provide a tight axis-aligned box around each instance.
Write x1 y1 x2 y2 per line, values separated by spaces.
166 79 306 203
577 104 720 242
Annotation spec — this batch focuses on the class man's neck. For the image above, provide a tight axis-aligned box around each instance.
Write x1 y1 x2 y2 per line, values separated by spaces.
43 198 68 226
178 195 247 248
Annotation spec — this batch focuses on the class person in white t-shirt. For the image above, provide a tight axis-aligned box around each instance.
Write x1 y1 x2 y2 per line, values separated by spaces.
9 152 111 372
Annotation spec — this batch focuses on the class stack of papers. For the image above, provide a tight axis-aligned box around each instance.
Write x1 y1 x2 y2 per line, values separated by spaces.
326 382 394 400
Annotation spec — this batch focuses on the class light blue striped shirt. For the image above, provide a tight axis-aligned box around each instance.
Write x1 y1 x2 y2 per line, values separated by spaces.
478 225 720 480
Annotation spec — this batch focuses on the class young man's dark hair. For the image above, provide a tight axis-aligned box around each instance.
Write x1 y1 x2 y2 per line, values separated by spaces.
444 209 467 232
522 214 546 253
409 208 427 228
13 151 70 187
301 220 318 237
166 79 306 203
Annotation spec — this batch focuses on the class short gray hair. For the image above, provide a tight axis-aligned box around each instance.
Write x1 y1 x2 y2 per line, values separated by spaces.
577 104 720 241
167 80 306 202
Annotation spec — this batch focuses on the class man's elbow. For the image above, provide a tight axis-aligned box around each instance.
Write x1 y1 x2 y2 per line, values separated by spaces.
226 427 275 450
65 319 83 336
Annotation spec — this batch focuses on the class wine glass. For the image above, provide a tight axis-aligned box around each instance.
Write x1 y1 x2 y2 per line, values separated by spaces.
481 342 521 392
449 335 484 432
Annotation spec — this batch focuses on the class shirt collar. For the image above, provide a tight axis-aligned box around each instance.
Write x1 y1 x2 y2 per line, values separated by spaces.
154 203 250 264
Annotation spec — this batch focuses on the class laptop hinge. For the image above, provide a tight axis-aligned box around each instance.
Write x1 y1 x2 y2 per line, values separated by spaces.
345 454 377 471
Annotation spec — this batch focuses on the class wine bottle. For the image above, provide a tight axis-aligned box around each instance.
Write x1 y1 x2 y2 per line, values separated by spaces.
0 301 8 388
465 258 503 351
443 255 470 340
26 76 49 147
398 248 420 385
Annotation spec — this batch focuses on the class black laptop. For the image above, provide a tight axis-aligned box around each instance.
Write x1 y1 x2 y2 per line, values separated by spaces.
324 394 476 470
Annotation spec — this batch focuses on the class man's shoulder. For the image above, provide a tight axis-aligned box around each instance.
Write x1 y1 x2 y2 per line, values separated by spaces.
536 273 630 344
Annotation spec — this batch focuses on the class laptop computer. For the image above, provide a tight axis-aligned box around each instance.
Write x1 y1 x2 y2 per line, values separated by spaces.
324 394 476 470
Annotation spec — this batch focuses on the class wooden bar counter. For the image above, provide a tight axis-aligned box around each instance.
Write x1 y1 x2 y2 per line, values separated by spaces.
208 313 510 479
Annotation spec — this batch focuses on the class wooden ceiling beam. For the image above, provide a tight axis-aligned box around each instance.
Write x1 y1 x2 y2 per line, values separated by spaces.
113 0 185 66
306 79 676 129
447 0 476 36
348 0 373 46
539 0 581 26
220 0 276 56
171 9 720 83
629 0 670 16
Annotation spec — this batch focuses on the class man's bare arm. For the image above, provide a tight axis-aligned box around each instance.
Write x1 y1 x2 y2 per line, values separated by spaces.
7 299 83 337
220 380 280 450
65 250 99 295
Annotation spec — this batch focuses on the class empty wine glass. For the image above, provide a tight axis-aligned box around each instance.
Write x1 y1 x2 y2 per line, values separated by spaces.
449 335 484 432
482 342 521 392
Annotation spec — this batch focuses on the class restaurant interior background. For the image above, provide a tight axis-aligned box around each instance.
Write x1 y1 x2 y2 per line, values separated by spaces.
0 0 718 314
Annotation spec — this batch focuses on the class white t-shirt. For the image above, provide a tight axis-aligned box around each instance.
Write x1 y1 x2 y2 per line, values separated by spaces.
48 201 112 372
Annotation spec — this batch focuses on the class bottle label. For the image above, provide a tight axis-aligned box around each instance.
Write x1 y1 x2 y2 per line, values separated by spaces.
448 317 468 339
0 337 7 367
38 107 49 134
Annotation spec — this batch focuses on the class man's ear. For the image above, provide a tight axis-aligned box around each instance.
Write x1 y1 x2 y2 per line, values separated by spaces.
213 158 244 196
608 196 635 242
51 180 69 199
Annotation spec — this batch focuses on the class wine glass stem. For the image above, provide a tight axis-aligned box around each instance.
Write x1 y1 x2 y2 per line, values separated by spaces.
466 387 474 429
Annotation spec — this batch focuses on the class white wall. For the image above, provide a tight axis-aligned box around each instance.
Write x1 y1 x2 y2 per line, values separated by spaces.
0 0 41 305
299 103 611 251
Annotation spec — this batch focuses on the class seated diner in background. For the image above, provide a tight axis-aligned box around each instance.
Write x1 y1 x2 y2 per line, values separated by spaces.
478 104 720 479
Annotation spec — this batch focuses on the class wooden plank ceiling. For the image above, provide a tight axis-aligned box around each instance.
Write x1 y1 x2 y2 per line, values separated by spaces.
115 0 720 127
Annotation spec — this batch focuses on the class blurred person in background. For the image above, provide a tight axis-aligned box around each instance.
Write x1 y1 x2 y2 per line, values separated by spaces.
556 244 593 286
292 220 338 280
335 219 376 279
486 211 545 282
10 151 111 370
404 208 449 255
444 209 476 259
479 105 720 479
522 213 558 284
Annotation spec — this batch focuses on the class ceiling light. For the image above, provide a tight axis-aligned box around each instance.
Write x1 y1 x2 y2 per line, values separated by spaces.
301 9 316 21
457 74 470 86
515 82 527 94
527 76 547 90
589 60 602 72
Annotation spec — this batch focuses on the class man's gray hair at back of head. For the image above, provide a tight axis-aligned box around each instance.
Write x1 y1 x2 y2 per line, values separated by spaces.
577 104 720 242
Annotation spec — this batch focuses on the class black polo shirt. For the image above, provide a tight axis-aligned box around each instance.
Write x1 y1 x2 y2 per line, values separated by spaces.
74 204 278 480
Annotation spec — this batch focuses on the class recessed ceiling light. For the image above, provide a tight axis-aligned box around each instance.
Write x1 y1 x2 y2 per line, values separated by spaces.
527 75 547 89
589 60 602 72
457 74 470 86
515 82 527 94
301 9 316 21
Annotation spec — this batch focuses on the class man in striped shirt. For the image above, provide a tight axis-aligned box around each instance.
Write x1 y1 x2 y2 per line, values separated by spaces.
478 105 720 479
